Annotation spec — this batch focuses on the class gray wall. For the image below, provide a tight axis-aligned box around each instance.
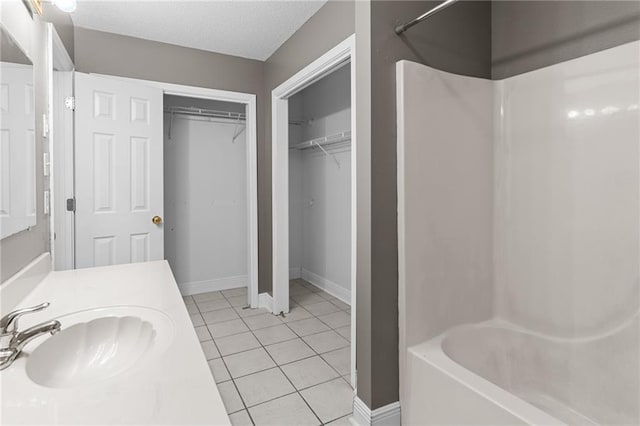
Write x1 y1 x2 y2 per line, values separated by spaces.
364 0 492 410
354 0 373 411
492 1 640 79
74 27 264 101
42 3 74 61
261 0 356 293
0 3 59 282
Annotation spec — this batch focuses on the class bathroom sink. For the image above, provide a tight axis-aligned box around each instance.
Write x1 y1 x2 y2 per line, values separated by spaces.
25 306 174 388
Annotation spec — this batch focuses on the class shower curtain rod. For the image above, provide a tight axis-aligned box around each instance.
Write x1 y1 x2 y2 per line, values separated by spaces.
395 0 459 35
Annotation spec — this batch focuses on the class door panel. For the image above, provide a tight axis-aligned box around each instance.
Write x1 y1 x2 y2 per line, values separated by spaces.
0 63 36 238
75 73 163 269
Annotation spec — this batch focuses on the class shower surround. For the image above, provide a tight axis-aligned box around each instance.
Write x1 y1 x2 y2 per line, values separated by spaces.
397 41 639 425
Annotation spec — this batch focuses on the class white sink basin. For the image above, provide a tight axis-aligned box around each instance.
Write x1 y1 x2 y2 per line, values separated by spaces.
25 306 174 388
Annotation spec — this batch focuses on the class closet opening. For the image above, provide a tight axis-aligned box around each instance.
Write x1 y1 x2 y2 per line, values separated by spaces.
164 94 252 306
271 35 356 387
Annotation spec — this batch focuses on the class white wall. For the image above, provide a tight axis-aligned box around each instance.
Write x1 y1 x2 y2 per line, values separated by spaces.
289 95 304 275
164 96 248 294
288 64 352 302
397 60 494 350
397 41 640 424
494 41 640 338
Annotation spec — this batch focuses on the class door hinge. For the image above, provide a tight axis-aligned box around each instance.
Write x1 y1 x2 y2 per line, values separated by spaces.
65 96 75 111
66 197 76 212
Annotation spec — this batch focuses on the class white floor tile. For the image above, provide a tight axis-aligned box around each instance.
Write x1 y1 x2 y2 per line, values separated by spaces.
329 299 350 311
265 338 315 366
300 378 353 423
222 287 248 297
305 301 341 316
280 305 313 323
300 281 321 293
289 285 312 296
202 307 240 325
335 326 351 341
302 330 349 354
235 306 271 318
207 319 249 339
234 368 296 407
190 313 205 327
196 298 232 313
321 347 350 376
194 325 211 342
227 295 249 307
342 374 352 386
287 317 330 337
218 381 245 414
291 292 326 306
280 356 339 390
228 409 253 426
215 331 261 356
242 313 283 330
185 303 200 314
317 311 350 329
224 348 276 378
318 292 338 302
193 291 225 302
253 324 297 346
200 340 220 360
326 414 354 425
248 393 319 426
208 358 230 383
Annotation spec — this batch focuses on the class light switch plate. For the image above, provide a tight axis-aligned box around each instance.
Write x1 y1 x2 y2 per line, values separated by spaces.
43 152 50 176
42 114 49 138
44 190 50 216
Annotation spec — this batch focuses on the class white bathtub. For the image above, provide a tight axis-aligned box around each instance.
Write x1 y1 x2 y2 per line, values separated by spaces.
403 319 638 425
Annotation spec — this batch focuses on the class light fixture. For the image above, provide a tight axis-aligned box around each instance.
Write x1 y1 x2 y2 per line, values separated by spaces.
52 0 76 13
24 0 76 15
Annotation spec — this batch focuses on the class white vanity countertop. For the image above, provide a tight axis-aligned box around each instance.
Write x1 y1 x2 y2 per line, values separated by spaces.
1 260 230 426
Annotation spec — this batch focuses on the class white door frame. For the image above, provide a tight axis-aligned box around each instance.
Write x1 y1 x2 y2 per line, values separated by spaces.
271 34 357 386
64 74 259 309
47 23 75 271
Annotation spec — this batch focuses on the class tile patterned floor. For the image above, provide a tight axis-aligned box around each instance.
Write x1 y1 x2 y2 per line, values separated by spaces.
183 279 353 426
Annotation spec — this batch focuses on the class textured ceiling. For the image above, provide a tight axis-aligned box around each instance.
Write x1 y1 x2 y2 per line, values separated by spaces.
71 1 327 61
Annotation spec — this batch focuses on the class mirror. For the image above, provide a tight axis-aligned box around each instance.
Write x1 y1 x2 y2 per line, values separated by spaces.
0 24 36 239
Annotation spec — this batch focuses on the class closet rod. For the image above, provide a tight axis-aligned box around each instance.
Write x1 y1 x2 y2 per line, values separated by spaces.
165 106 302 125
290 130 351 151
164 106 246 121
395 0 459 35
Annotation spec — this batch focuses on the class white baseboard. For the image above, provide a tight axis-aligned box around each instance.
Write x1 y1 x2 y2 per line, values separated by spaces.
301 268 351 305
258 292 273 312
352 397 401 426
289 267 302 280
179 275 247 296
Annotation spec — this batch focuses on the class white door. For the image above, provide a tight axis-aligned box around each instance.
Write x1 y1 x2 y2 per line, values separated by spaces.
75 73 163 268
0 63 36 239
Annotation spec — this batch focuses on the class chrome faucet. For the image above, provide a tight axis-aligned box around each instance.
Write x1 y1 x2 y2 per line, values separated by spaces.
0 302 61 370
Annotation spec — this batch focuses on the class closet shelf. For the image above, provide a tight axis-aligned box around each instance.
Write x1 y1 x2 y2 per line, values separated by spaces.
290 130 351 151
164 106 247 142
164 106 246 121
290 130 351 169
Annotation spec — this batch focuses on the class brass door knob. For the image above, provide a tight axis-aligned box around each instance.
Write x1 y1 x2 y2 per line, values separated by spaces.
152 215 162 225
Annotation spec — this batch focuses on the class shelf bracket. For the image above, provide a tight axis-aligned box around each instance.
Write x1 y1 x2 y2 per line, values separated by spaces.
313 140 341 168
